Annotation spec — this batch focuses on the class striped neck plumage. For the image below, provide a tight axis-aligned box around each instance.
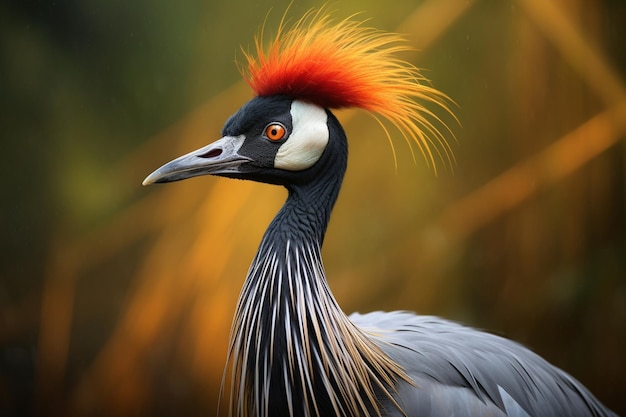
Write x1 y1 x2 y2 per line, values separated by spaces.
223 147 408 417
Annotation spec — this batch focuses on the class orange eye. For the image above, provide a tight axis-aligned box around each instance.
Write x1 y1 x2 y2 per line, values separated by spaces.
265 123 286 141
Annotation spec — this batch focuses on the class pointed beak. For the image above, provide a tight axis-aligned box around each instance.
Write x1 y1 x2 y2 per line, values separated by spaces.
142 135 250 186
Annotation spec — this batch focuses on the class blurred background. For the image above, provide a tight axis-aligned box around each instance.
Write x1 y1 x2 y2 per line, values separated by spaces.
1 0 625 416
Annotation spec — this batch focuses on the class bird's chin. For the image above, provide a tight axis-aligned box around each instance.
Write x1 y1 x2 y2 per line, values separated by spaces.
216 168 284 186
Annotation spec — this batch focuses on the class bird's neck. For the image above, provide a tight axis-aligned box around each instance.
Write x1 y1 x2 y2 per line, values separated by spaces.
224 134 406 416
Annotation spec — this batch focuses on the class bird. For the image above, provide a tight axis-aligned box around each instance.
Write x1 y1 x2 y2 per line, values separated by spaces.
142 10 617 417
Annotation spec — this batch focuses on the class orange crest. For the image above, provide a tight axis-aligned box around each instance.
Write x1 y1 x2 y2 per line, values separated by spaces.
242 9 455 171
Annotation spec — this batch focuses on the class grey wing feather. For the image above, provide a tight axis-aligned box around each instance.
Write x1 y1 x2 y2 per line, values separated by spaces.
350 311 617 417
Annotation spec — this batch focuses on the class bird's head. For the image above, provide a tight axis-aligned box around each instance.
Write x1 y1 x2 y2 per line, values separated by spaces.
143 10 453 188
143 95 344 187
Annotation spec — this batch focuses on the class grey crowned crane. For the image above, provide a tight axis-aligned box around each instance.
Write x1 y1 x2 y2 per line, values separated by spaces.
143 10 617 417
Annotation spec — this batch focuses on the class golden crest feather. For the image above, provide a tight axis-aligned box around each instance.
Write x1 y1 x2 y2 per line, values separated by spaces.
241 8 455 171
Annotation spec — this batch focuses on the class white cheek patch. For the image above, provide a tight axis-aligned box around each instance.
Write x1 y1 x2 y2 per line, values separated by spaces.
274 100 329 171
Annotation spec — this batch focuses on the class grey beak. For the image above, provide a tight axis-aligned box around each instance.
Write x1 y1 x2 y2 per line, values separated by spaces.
142 135 250 186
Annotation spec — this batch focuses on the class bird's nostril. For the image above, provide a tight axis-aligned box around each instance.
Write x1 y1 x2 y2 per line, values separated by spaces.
199 148 222 159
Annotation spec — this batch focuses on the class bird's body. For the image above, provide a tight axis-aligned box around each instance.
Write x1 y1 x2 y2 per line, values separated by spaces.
143 10 616 417
354 311 613 417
